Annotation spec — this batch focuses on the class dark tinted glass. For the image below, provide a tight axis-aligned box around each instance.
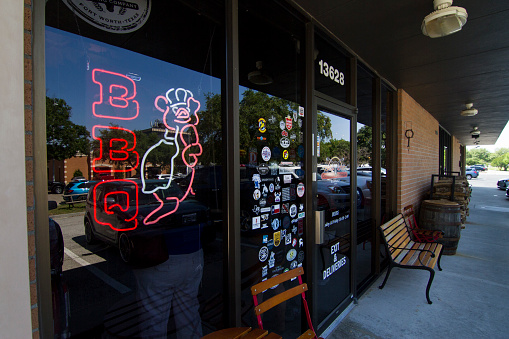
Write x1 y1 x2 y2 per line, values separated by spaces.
46 1 224 337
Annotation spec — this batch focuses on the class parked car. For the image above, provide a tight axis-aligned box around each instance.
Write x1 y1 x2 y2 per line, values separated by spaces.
48 181 65 194
471 164 488 172
316 173 362 211
497 178 509 190
63 181 95 203
48 201 64 276
465 168 478 180
83 179 212 266
71 176 87 182
506 187 509 198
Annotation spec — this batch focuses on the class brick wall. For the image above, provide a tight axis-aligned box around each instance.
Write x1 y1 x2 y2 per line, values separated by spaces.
24 0 39 337
397 90 439 215
65 155 90 182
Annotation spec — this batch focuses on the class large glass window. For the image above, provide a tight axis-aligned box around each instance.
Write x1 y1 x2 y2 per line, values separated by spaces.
238 1 305 337
45 1 225 337
355 64 375 288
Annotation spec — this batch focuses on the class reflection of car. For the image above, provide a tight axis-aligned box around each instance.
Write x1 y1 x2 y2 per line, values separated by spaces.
49 201 64 276
71 176 87 182
506 187 509 198
48 181 65 194
465 169 478 180
63 181 95 203
497 178 509 190
83 179 211 265
316 174 362 211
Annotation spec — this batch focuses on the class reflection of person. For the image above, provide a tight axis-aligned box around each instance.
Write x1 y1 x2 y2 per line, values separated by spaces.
133 226 204 339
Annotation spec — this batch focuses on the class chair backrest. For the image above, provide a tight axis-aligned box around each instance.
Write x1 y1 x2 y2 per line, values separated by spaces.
250 267 317 337
402 204 418 231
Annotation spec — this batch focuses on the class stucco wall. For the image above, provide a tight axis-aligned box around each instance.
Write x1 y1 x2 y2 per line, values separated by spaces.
397 89 440 215
0 0 33 337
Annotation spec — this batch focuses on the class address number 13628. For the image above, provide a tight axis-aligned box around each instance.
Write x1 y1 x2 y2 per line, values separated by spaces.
318 59 345 85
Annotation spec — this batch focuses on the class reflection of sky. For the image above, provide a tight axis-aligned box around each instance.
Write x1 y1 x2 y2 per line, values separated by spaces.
45 27 221 133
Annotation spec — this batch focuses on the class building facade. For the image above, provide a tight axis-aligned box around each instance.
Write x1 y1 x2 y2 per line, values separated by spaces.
1 0 464 338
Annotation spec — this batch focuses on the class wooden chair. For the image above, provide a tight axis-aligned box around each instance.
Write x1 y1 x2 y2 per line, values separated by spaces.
250 267 322 339
403 204 443 243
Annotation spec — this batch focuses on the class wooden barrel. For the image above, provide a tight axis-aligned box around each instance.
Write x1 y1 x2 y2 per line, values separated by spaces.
419 199 462 255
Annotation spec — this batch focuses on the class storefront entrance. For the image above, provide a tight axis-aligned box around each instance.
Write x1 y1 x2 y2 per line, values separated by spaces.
312 95 356 333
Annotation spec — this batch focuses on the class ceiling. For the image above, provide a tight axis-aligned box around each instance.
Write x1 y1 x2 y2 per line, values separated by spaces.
294 0 509 145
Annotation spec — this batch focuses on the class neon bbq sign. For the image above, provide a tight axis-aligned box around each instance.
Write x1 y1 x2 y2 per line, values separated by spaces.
91 69 202 230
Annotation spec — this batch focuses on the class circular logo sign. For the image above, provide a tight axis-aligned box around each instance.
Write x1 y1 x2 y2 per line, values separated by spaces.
289 204 298 218
287 249 297 261
63 0 151 34
283 150 289 159
253 189 261 200
261 146 271 162
259 247 269 262
258 118 266 133
280 137 290 148
297 183 305 197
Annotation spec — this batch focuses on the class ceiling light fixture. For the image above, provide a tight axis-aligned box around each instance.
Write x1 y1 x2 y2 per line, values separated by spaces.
422 0 468 38
461 102 478 117
470 126 481 136
248 61 273 85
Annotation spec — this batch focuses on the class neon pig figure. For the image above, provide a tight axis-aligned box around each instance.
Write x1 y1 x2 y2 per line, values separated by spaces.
142 88 203 225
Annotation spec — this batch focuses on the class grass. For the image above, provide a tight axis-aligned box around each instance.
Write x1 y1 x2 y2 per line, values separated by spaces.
49 202 86 215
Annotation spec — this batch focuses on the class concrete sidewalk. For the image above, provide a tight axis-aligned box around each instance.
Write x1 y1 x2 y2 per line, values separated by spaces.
326 183 509 339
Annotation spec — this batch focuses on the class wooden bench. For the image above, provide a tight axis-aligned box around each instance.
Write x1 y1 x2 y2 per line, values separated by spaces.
379 213 444 304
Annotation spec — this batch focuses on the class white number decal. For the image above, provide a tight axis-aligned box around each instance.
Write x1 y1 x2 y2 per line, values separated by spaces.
318 59 344 86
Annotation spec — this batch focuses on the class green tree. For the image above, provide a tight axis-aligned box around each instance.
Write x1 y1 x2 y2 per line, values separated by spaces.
46 97 90 160
357 125 372 165
492 153 509 171
466 147 493 166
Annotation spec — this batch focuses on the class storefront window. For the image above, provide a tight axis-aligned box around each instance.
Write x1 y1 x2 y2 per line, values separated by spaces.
314 33 349 104
356 64 374 287
238 1 305 337
46 1 224 337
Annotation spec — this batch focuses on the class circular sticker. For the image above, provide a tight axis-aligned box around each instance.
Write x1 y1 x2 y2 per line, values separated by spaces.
286 249 297 261
269 183 275 193
283 215 291 229
261 146 271 162
253 189 261 200
283 150 289 159
271 218 280 230
298 250 305 263
289 204 297 218
290 260 298 269
63 0 151 34
297 145 304 158
280 137 290 148
297 183 305 197
258 118 266 133
273 147 281 158
279 120 286 130
259 247 269 262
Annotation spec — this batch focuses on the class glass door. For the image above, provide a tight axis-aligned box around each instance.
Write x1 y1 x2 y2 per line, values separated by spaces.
313 96 356 333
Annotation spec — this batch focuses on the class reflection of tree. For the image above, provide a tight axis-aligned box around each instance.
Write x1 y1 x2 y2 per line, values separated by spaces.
196 93 222 165
46 97 90 160
357 125 372 165
91 125 181 177
319 138 350 166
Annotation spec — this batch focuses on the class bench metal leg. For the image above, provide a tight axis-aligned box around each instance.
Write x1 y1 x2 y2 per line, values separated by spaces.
425 268 435 304
379 264 393 290
437 249 443 271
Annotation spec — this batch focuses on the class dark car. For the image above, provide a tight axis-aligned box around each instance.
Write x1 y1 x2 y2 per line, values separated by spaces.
48 181 65 194
497 178 509 190
472 164 488 171
63 181 95 203
48 201 64 276
83 179 211 265
506 187 509 198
